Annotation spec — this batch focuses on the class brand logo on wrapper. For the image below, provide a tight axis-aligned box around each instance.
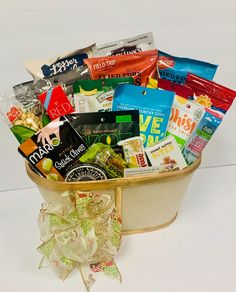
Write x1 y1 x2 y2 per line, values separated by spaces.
157 56 174 70
7 106 22 124
65 165 107 182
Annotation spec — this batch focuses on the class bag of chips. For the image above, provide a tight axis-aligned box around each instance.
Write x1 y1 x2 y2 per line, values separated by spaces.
73 77 133 113
92 32 155 56
112 84 174 147
185 73 236 116
84 50 158 86
158 50 218 84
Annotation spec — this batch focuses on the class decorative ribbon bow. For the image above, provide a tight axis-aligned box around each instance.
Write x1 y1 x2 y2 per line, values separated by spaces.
37 191 122 291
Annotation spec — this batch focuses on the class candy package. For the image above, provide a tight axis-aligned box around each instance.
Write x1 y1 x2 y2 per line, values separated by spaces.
182 108 222 165
18 116 88 181
25 44 95 79
166 95 205 148
145 136 187 170
66 110 140 155
79 143 127 178
124 164 174 177
0 95 50 144
84 49 158 86
38 85 74 121
73 77 133 113
118 136 148 168
112 84 174 147
158 50 218 84
92 32 155 56
185 73 236 115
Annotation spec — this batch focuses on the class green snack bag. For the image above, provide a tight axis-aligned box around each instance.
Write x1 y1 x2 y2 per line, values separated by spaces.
79 143 127 178
73 77 134 113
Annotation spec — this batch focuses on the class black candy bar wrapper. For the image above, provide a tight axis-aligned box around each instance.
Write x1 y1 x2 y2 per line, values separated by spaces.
66 110 140 155
18 116 87 181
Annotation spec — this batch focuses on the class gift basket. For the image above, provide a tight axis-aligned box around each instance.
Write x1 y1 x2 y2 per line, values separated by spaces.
1 32 235 290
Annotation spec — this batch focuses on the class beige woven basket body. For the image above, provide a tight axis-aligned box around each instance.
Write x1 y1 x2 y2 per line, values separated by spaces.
26 157 201 235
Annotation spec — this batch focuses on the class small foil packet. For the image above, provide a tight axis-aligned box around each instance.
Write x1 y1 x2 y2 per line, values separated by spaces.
66 110 140 156
112 84 174 147
38 85 74 120
92 32 155 56
73 77 133 113
182 108 222 165
157 50 218 84
18 116 87 181
145 136 187 170
25 44 95 79
79 143 127 179
84 49 158 86
118 136 148 167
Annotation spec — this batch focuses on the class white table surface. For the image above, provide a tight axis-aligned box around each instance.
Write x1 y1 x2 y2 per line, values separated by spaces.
1 165 236 292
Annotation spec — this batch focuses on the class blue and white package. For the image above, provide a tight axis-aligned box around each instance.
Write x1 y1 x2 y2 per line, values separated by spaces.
112 84 174 147
157 50 218 84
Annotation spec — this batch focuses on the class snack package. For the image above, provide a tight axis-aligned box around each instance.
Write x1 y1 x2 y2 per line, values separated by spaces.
92 32 155 56
182 108 222 165
117 136 148 167
84 49 158 86
166 95 205 149
25 44 95 79
18 117 88 181
73 77 133 113
185 73 236 115
145 136 187 170
124 164 174 177
38 85 74 120
0 95 50 144
112 84 174 147
158 50 218 84
79 143 127 178
66 110 140 155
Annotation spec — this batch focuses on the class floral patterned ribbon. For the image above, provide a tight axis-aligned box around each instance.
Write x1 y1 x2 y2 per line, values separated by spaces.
37 191 122 291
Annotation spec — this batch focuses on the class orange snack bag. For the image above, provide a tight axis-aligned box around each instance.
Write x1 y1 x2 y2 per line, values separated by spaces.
84 50 158 86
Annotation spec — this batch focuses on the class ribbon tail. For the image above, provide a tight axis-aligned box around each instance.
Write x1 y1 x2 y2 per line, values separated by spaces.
79 263 96 292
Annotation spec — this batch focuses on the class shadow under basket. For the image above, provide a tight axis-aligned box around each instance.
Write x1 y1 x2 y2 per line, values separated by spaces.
26 157 201 235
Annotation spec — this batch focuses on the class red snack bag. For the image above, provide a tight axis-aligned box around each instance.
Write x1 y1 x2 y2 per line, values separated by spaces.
185 73 236 115
38 85 74 120
84 49 158 86
158 78 192 98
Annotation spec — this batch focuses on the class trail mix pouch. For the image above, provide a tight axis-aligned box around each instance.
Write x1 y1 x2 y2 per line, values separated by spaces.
73 77 133 113
18 116 87 181
25 44 95 79
145 135 187 170
112 84 174 147
182 108 222 165
84 49 158 86
79 143 127 179
38 85 74 121
185 73 236 115
92 32 155 56
0 95 51 144
66 110 140 155
166 95 205 149
158 50 218 84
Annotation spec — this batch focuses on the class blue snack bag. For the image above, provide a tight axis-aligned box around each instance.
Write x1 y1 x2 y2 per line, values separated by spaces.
158 50 218 84
112 84 174 147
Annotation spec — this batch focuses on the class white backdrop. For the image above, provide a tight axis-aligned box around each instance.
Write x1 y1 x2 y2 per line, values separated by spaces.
0 0 236 191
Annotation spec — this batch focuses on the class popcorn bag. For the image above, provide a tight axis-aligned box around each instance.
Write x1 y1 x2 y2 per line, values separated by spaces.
2 32 236 291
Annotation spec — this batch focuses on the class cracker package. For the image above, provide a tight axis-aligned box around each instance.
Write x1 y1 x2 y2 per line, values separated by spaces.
158 50 218 84
25 44 95 79
185 73 236 116
73 77 133 113
38 85 74 120
112 84 174 147
166 95 205 149
93 32 155 56
182 108 222 165
66 110 140 155
145 136 187 170
84 49 158 86
18 117 87 181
